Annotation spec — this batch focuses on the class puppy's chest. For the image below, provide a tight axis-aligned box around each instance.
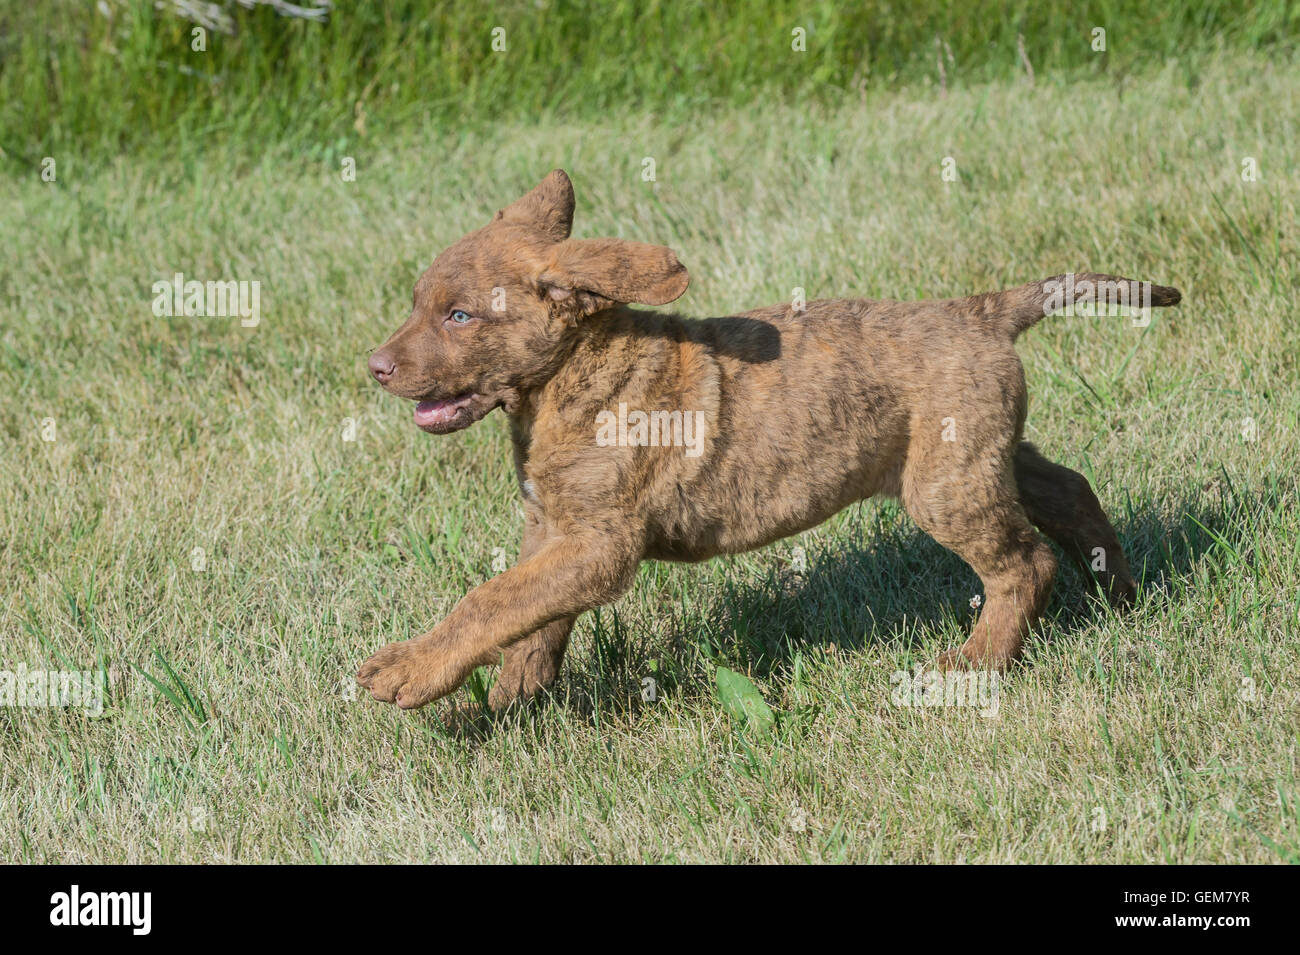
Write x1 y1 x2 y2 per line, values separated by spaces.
509 423 568 517
519 477 542 507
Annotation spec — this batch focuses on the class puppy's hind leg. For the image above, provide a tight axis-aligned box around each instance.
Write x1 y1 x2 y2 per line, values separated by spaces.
1014 442 1136 607
903 444 1057 671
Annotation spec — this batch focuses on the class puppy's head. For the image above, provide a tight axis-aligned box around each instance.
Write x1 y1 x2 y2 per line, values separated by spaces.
369 170 689 434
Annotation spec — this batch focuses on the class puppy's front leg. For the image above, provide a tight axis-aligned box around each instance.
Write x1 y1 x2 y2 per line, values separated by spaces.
488 513 572 712
357 530 641 709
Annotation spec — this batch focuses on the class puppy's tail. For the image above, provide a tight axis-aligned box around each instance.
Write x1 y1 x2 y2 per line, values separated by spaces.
973 272 1181 339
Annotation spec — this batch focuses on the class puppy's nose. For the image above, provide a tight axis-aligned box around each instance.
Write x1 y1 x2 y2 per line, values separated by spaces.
368 350 396 383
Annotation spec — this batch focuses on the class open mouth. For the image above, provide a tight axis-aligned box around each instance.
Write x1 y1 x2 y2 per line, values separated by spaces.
413 392 478 433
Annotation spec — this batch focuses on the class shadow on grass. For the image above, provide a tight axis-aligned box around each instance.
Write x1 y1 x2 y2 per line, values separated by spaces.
548 474 1277 722
434 472 1278 739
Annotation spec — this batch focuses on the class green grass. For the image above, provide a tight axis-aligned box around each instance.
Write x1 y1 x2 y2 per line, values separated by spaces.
1 46 1298 862
3 0 1298 163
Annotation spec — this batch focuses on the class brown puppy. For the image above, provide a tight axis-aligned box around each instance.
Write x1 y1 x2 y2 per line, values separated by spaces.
358 170 1179 711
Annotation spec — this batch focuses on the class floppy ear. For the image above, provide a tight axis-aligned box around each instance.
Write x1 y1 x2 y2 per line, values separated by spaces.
494 169 575 241
537 238 689 318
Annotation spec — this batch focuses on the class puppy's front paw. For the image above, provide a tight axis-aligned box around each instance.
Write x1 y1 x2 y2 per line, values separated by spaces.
356 638 474 710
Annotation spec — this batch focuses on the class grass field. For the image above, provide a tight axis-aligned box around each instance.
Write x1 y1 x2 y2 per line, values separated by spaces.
2 42 1298 861
6 0 1296 159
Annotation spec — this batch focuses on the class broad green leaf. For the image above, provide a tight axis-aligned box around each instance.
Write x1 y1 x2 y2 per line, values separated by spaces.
715 667 776 737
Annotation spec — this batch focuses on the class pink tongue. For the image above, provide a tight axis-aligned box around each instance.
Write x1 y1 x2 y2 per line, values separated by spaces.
414 397 465 426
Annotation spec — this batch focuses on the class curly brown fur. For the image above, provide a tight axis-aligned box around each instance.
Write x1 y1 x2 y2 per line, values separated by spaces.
357 170 1179 710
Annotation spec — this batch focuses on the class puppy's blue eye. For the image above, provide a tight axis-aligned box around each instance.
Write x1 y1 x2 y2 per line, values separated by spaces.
449 310 471 324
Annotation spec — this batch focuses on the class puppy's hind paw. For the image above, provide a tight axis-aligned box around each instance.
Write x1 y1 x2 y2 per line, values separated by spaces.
935 647 972 672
